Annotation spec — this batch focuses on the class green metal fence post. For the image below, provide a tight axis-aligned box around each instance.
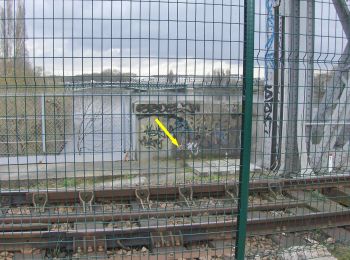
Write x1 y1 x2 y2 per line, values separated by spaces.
235 0 255 259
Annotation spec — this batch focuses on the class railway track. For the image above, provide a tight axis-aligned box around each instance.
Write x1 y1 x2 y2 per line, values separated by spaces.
1 175 350 259
1 174 349 205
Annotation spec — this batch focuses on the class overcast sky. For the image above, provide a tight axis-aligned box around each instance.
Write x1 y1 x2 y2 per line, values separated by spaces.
5 0 348 77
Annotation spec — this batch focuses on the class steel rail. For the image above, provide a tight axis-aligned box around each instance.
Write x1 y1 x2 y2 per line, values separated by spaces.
1 175 350 205
0 201 305 226
1 209 350 250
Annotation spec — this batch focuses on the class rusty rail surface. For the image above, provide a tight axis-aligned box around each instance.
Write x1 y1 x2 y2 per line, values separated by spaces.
1 175 350 206
1 210 350 251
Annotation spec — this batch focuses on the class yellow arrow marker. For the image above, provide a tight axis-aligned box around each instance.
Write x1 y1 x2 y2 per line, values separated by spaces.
155 118 179 147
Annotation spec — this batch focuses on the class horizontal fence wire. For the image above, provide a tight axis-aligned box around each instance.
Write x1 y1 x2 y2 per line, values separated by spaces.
0 0 349 259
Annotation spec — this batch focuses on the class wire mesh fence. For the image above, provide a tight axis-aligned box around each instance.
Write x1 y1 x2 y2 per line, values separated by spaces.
0 95 68 157
0 0 349 259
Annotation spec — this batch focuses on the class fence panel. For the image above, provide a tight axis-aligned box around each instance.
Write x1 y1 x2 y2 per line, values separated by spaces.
0 0 244 258
0 0 349 259
248 0 350 259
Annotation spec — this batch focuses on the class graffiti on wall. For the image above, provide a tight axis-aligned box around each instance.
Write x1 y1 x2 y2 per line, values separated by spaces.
135 103 199 118
139 116 192 150
136 103 241 157
139 123 166 149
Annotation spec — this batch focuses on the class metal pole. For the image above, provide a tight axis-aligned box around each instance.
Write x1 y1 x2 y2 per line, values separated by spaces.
302 0 315 173
270 4 280 170
41 94 46 153
263 0 275 170
235 0 255 258
284 0 300 176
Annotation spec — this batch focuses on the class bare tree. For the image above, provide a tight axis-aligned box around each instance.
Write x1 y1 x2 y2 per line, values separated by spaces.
0 0 30 77
34 66 43 77
0 1 12 75
0 0 13 60
14 1 28 74
212 69 231 86
77 102 102 154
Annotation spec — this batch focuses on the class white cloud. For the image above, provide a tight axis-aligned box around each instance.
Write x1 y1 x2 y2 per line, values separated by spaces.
18 0 347 78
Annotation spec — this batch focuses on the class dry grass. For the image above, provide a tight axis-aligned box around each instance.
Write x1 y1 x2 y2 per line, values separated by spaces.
0 95 72 156
329 244 350 260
